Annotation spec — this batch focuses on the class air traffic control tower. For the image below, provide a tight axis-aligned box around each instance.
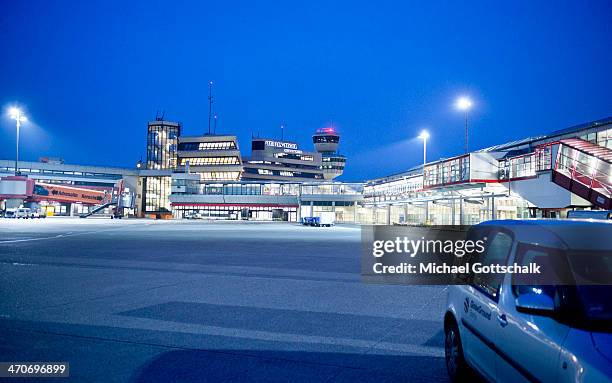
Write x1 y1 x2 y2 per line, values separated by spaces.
312 127 346 180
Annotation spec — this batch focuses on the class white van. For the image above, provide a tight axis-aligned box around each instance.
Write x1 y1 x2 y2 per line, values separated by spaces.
16 208 32 219
444 219 612 382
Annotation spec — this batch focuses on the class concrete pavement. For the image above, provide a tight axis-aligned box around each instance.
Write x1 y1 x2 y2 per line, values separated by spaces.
0 218 449 382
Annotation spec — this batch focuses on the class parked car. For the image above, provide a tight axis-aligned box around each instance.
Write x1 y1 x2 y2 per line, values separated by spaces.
184 211 204 219
4 208 17 218
444 219 612 383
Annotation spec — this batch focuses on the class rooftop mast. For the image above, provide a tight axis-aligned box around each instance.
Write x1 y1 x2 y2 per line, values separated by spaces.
207 81 214 134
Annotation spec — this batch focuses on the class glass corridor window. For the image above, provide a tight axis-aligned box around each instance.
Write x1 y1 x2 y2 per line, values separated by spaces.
424 156 470 187
581 128 612 150
597 128 612 149
509 155 535 179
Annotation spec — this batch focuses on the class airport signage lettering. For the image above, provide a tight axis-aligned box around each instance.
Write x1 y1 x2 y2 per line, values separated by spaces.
265 140 298 150
33 184 109 204
283 148 303 154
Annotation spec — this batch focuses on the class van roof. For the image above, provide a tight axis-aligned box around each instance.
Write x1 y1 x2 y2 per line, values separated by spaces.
477 219 612 251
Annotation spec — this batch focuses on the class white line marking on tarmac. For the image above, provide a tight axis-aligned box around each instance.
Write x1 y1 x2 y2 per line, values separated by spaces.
16 317 445 358
0 224 154 244
0 231 101 244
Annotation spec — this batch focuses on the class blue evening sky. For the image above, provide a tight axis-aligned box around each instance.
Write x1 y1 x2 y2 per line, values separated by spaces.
1 0 611 180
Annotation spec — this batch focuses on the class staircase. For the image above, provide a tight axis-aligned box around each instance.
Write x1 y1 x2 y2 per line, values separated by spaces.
79 179 130 218
79 202 115 218
551 138 612 209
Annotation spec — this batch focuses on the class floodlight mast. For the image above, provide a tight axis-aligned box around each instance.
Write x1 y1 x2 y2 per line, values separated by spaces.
9 107 27 176
455 97 473 153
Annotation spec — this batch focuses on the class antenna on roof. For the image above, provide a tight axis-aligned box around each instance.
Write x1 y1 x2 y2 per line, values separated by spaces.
207 81 214 135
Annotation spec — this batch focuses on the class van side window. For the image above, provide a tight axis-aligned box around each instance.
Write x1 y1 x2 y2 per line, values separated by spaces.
453 227 489 283
472 231 513 301
512 244 572 298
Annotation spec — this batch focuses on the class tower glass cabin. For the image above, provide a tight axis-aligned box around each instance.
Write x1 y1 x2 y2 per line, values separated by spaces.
313 127 346 180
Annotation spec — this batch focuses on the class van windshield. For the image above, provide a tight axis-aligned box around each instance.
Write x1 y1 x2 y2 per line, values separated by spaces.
566 251 612 325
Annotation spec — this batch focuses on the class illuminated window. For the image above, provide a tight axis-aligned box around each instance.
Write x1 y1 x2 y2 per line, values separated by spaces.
178 141 237 151
147 123 180 170
313 136 339 143
273 153 314 161
144 176 172 212
179 157 240 166
198 171 241 181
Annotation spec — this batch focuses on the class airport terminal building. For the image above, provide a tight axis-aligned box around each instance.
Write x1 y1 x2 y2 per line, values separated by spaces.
363 117 611 224
1 116 610 223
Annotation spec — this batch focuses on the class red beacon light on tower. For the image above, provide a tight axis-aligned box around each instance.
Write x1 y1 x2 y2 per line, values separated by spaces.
313 126 340 154
316 127 337 135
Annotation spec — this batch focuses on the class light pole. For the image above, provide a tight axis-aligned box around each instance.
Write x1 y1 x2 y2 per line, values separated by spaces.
9 107 27 176
418 130 430 168
455 96 472 154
